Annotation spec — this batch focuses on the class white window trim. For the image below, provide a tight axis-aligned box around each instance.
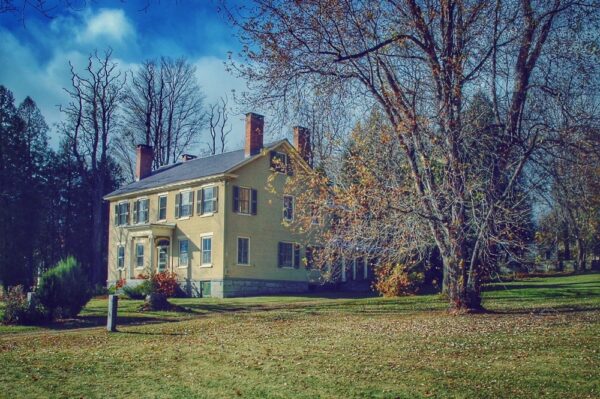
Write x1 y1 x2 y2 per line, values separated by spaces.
178 237 190 268
134 197 150 225
236 236 251 266
116 244 125 270
200 234 213 267
157 193 168 222
135 242 145 269
199 185 217 216
279 240 296 269
177 188 193 219
117 201 129 226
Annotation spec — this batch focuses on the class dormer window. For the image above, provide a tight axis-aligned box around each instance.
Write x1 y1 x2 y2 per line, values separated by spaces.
270 151 292 175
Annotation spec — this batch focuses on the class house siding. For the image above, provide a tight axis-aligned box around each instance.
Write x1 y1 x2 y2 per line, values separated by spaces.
106 143 312 298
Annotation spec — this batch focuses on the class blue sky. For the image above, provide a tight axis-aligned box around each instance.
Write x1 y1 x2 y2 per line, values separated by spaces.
0 1 249 149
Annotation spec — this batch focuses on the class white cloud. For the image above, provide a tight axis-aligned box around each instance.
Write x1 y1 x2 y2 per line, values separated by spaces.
78 9 134 44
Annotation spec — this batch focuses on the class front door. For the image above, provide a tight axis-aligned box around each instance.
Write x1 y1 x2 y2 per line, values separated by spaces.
157 242 169 272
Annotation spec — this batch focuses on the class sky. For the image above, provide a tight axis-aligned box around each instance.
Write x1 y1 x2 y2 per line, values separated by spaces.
0 1 250 150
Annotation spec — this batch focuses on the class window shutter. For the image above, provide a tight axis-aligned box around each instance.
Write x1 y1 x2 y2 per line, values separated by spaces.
251 189 258 215
114 204 118 226
175 193 181 218
277 242 283 268
232 186 239 212
294 244 300 269
189 191 194 216
143 199 149 223
213 186 218 213
133 201 138 224
197 189 203 215
269 151 275 169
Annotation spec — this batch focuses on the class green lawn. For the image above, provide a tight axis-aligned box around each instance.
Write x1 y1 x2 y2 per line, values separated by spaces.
0 273 599 398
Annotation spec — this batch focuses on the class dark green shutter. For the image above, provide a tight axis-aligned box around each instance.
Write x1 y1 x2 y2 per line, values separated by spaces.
233 186 239 212
197 189 203 215
189 191 194 216
114 204 118 225
133 201 138 224
277 242 283 267
251 189 257 215
294 244 300 268
305 247 313 269
175 193 181 218
213 186 218 213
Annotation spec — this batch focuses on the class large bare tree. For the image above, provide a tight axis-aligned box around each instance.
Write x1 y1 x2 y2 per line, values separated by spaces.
226 0 600 311
60 49 125 284
119 57 207 178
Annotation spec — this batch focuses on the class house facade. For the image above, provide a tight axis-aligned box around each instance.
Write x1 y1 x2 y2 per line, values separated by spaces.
104 113 318 297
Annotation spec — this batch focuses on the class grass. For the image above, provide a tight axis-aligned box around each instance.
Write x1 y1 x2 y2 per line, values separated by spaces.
0 273 598 398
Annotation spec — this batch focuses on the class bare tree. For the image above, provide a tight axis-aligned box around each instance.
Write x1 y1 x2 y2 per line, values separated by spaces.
226 0 600 311
206 96 231 155
60 49 125 284
120 57 206 177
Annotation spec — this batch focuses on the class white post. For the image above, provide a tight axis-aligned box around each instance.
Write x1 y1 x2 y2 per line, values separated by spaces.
364 255 368 279
107 295 118 332
352 258 357 281
341 257 346 282
148 234 154 273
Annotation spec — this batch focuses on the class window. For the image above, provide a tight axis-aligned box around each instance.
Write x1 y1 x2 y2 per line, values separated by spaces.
136 243 144 268
178 239 189 267
197 186 218 215
175 190 194 218
133 198 149 224
158 195 167 221
233 186 257 215
237 237 250 265
283 195 294 221
115 202 129 226
278 242 300 268
270 151 289 173
201 237 212 265
117 245 125 269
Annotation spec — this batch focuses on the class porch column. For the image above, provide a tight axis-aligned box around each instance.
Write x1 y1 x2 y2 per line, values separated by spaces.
341 257 346 282
148 233 154 273
126 236 134 279
352 258 357 281
364 255 368 279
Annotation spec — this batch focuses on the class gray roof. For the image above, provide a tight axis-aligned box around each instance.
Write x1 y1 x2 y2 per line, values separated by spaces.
105 140 287 199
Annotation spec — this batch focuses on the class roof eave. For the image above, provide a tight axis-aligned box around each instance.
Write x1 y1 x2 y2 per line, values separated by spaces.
103 173 235 201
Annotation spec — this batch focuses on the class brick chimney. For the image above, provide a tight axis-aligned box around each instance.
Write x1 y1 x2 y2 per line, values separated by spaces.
135 144 153 181
293 126 312 166
245 112 264 157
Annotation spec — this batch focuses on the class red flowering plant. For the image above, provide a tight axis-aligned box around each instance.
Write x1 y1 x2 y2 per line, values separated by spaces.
115 278 126 289
151 271 179 297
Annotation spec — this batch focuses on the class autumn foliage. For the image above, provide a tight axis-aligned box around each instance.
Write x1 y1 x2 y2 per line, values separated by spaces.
373 263 424 298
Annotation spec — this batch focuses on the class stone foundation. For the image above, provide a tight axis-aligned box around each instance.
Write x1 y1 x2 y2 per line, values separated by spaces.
179 278 309 298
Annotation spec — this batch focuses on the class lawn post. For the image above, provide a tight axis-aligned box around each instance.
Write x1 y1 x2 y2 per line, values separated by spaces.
107 294 118 332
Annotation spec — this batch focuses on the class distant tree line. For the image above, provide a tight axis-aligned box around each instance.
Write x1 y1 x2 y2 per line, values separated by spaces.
0 50 231 290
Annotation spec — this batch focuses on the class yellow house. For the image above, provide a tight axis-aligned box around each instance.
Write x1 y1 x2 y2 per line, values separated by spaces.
104 113 317 297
